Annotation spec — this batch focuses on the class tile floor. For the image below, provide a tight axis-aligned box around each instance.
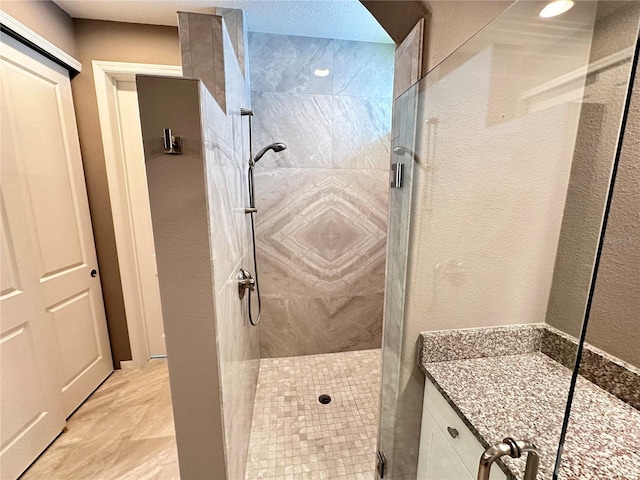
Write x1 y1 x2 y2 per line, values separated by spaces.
21 359 178 480
245 349 382 480
21 349 381 480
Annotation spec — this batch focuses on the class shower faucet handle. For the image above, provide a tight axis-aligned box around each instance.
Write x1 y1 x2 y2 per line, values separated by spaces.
238 268 255 299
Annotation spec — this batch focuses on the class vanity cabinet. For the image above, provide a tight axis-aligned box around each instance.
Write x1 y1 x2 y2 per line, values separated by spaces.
418 380 506 480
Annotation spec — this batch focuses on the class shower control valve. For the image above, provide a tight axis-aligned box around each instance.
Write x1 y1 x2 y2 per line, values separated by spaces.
238 268 255 299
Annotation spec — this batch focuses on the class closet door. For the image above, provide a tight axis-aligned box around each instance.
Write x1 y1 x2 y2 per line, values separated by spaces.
0 84 66 480
1 34 112 478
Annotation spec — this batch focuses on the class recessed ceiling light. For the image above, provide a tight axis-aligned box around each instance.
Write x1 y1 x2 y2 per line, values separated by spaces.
539 0 575 18
314 68 330 77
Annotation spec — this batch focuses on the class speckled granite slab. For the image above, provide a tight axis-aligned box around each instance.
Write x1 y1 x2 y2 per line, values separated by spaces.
541 326 640 409
418 325 640 479
418 324 640 409
422 352 640 480
418 324 543 363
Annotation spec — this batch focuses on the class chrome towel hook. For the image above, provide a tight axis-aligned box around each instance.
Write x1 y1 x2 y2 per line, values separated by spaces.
163 128 183 155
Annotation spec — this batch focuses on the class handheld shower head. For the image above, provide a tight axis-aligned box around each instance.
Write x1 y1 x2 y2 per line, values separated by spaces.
252 142 287 165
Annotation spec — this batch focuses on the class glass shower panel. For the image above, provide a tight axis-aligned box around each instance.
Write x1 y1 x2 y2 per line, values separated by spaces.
414 3 598 334
545 1 640 341
378 1 640 479
378 82 419 480
558 8 640 476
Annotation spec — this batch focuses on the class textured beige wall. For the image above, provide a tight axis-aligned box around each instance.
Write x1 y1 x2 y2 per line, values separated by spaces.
71 19 181 367
545 1 640 367
420 0 512 71
586 65 640 368
361 0 429 45
1 0 77 56
361 1 512 74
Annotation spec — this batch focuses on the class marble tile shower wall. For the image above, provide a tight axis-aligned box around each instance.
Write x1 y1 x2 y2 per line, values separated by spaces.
248 33 395 358
210 30 258 480
180 14 259 480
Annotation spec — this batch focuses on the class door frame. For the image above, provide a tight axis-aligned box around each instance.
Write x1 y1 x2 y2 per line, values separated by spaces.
0 10 81 75
93 60 182 369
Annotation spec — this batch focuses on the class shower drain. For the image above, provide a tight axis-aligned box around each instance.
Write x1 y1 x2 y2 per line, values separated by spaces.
318 394 332 404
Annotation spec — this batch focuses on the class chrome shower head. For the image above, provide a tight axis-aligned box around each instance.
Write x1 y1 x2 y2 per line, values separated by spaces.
253 142 287 165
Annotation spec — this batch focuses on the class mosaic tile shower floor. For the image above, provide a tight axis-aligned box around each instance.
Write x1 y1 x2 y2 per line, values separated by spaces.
245 349 382 480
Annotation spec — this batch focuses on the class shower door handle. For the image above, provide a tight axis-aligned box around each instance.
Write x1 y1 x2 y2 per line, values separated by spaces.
477 437 540 480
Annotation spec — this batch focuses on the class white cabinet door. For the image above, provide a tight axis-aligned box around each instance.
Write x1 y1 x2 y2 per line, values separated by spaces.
418 408 474 480
1 34 113 478
418 380 507 480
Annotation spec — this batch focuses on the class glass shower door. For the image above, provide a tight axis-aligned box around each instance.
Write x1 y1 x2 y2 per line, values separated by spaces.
378 1 640 479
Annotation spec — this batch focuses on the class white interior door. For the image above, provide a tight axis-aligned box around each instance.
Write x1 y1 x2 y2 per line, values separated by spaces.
114 80 166 357
1 33 112 451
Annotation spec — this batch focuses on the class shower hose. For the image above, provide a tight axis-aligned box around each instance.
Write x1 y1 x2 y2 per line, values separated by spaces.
247 166 261 326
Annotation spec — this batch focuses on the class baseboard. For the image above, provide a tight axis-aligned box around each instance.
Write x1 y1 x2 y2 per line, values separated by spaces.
119 360 136 371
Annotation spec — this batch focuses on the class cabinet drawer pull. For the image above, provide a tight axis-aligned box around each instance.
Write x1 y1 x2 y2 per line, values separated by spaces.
447 427 459 438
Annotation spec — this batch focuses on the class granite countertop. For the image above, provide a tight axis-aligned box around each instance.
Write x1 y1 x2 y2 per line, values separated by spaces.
418 326 640 480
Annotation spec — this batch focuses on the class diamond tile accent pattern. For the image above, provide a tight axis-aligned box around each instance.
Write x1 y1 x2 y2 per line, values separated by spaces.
245 349 382 480
249 33 394 357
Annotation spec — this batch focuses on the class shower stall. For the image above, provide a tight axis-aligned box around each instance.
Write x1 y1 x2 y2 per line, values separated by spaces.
136 1 639 479
137 9 392 480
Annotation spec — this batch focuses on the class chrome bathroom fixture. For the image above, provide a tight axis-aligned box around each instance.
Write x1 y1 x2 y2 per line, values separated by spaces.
237 268 255 300
391 146 405 189
241 108 287 326
162 128 182 155
392 145 407 155
251 142 287 168
477 437 540 480
247 142 287 211
390 162 403 188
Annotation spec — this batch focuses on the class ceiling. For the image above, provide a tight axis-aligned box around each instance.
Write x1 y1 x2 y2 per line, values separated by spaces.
54 0 393 44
